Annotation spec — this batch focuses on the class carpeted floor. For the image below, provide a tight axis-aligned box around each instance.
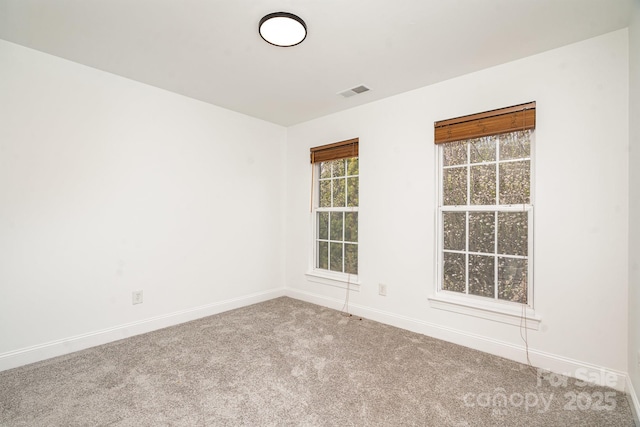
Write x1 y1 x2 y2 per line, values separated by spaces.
0 297 635 426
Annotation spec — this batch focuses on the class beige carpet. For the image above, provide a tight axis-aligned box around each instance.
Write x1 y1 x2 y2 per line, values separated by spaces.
0 297 635 426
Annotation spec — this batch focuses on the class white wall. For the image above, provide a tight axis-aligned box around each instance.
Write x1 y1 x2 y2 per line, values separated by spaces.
0 40 286 367
286 30 629 383
628 0 640 414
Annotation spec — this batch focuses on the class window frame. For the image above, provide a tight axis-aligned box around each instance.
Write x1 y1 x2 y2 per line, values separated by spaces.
306 143 360 289
429 130 541 329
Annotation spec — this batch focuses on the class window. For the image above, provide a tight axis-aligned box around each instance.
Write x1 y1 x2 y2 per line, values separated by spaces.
439 131 532 304
432 103 539 326
309 139 359 281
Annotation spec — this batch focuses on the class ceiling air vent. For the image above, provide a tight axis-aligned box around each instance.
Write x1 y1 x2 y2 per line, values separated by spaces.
338 85 370 98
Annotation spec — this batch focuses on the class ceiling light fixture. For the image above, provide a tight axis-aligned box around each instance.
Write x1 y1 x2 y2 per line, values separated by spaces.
259 12 307 47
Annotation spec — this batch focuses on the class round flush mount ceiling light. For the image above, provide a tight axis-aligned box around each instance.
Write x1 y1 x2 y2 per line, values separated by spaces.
259 12 307 47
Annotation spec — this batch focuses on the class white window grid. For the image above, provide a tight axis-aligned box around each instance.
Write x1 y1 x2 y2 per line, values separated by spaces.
313 159 359 276
436 132 534 307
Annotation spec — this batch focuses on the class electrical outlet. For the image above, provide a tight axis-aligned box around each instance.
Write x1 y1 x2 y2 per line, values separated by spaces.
378 283 387 296
132 290 143 305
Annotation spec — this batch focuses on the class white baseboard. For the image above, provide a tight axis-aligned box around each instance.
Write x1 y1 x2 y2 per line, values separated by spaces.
628 377 640 426
287 289 628 392
0 288 285 372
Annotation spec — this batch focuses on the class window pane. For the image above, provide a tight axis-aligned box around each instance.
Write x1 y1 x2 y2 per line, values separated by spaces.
500 130 530 161
330 242 343 272
347 177 359 207
345 244 358 274
443 252 466 293
443 212 465 251
330 212 343 241
347 157 359 175
499 161 530 205
438 130 532 305
318 212 329 240
345 212 358 242
443 167 467 206
470 164 496 205
470 136 496 163
315 155 358 277
469 212 495 254
320 162 331 179
319 180 331 208
469 255 495 298
333 178 345 207
498 212 528 256
443 141 467 166
498 257 528 304
331 159 345 177
317 241 328 270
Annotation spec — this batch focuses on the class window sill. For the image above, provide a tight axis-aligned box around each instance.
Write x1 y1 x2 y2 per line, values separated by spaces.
428 293 541 330
305 270 360 291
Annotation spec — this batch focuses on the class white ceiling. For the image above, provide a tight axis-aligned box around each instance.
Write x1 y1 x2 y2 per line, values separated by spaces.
0 0 632 126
